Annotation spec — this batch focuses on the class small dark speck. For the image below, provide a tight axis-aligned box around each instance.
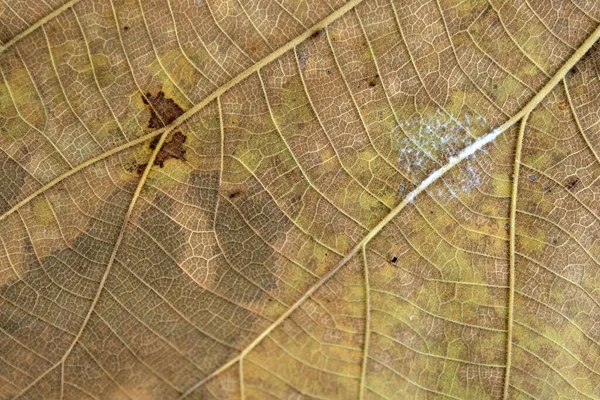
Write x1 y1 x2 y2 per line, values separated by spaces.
229 190 242 199
391 256 398 263
528 175 537 182
124 26 129 31
504 223 510 230
326 70 332 76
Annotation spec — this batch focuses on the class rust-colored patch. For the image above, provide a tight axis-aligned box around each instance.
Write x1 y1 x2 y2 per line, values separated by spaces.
143 91 184 130
138 132 187 174
155 132 187 167
136 92 187 174
136 163 148 175
559 100 568 110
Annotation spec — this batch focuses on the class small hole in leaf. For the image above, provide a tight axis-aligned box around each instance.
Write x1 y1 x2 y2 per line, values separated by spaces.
391 256 398 263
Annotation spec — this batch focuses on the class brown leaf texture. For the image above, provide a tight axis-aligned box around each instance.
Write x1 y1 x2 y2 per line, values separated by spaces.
1 0 600 399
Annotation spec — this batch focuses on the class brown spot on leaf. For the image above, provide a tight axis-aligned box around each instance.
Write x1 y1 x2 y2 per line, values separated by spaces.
310 29 322 40
229 190 243 199
136 163 148 175
143 91 184 130
148 136 159 150
559 101 568 110
137 132 187 174
367 74 379 88
154 132 187 168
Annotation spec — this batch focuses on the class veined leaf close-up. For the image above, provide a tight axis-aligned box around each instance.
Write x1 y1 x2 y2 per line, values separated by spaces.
1 0 600 398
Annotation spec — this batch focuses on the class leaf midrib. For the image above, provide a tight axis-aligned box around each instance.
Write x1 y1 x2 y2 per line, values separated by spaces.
0 0 365 223
4 1 600 397
180 22 600 398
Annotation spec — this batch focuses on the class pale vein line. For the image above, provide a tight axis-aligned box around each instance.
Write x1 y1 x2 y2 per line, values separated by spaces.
239 360 245 400
93 305 182 391
0 130 159 224
503 114 528 400
257 70 369 230
525 1 576 50
180 23 600 397
267 334 358 379
16 209 93 301
514 250 600 312
202 0 254 61
373 330 505 368
359 245 370 400
563 78 600 166
353 8 443 168
491 2 551 77
164 0 216 86
369 357 462 399
370 295 506 333
292 46 390 208
72 8 127 140
234 0 274 51
78 344 136 400
245 358 329 400
0 65 71 168
42 25 104 151
522 164 600 221
434 0 510 119
0 0 366 224
388 0 471 137
13 124 171 399
324 25 411 183
137 0 194 106
230 155 343 257
513 343 595 399
0 0 83 55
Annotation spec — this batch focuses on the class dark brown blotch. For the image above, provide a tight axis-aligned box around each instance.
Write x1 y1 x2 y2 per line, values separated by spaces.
142 91 185 130
367 74 379 88
137 132 187 174
154 132 187 168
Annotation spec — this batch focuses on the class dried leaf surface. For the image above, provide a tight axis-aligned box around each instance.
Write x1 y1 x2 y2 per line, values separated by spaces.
1 0 600 399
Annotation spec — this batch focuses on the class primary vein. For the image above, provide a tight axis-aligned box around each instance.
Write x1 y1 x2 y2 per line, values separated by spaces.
179 21 600 397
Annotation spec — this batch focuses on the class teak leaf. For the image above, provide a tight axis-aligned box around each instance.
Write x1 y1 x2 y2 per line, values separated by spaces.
1 1 600 399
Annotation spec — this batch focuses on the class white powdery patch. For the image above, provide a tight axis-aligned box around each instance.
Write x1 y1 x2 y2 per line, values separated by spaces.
404 128 501 203
393 110 487 181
